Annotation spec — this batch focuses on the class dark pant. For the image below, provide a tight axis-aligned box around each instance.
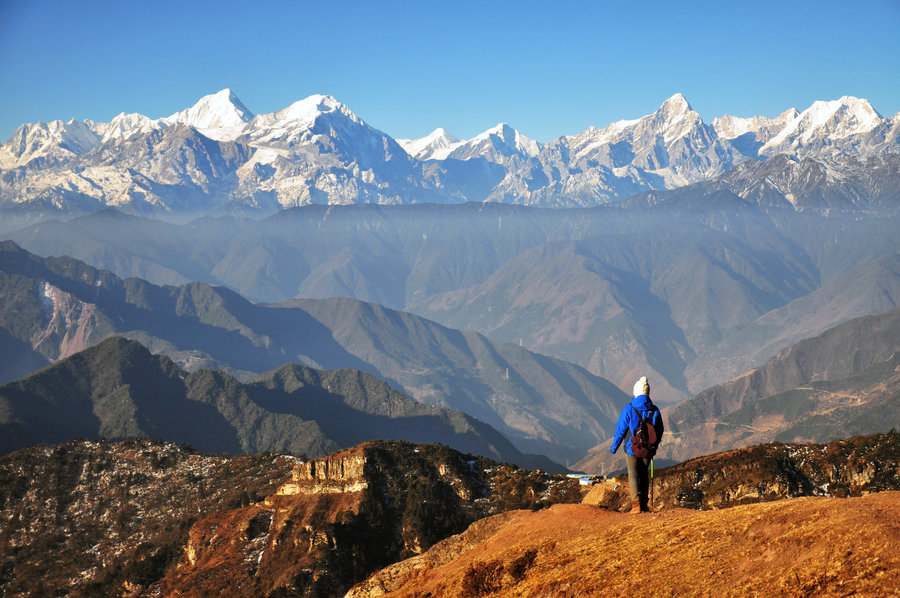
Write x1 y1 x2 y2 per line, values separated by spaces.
626 454 652 506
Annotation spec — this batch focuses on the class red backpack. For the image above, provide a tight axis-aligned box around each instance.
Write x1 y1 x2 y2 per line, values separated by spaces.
630 406 659 458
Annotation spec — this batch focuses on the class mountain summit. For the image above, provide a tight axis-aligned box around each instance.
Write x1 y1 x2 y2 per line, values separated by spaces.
163 88 254 140
760 96 884 156
398 128 462 160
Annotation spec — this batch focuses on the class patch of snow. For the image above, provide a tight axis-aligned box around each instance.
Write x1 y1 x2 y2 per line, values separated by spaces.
39 281 55 318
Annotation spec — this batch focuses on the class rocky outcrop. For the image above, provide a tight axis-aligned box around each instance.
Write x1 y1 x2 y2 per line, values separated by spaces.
159 441 582 597
32 281 111 359
583 431 900 512
276 451 369 495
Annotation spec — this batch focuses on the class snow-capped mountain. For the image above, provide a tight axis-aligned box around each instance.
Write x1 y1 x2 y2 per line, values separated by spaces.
447 123 542 163
760 96 887 157
233 93 433 208
1 90 898 215
162 88 253 141
0 118 101 169
96 112 165 144
562 93 740 186
714 96 899 160
398 128 462 161
469 93 747 206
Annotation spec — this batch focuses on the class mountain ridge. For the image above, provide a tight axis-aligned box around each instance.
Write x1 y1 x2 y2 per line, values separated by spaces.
2 90 897 214
7 202 900 408
0 335 561 471
0 241 625 464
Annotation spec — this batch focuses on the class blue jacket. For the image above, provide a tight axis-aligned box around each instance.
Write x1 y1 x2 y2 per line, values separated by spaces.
610 394 664 456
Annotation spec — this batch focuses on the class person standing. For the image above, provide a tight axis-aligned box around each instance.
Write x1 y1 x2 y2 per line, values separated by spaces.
610 376 664 513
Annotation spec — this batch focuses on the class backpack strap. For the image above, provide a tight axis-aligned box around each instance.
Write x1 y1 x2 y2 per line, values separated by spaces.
630 405 643 435
631 405 655 430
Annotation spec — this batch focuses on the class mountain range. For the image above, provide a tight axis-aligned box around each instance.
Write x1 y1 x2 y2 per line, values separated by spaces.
3 233 900 472
0 241 624 464
1 89 898 218
2 88 900 475
8 201 899 405
4 84 900 598
0 335 561 470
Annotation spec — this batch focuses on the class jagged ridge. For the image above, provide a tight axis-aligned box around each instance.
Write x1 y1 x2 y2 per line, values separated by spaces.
2 90 897 212
0 336 558 470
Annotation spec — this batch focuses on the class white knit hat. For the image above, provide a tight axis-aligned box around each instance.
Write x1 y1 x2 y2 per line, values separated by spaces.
633 376 650 397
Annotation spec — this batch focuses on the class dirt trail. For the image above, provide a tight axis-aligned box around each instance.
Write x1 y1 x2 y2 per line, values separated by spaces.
350 491 900 597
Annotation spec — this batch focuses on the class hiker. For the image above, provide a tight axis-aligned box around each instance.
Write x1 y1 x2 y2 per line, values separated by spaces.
610 376 664 513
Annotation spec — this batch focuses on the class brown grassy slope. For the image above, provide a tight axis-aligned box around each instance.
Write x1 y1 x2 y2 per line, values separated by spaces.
349 492 900 598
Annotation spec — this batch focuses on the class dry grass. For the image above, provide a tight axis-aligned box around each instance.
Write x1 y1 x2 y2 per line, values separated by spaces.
363 491 900 597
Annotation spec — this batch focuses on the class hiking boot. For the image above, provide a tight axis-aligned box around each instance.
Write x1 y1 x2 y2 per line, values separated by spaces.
630 501 641 514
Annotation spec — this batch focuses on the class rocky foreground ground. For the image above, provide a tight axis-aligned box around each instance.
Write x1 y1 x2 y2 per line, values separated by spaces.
2 436 898 597
348 492 900 597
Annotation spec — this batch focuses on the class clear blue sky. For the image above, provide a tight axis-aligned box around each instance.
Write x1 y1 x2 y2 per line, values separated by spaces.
1 0 898 143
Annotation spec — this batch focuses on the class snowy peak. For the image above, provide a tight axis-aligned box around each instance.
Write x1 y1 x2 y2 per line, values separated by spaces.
398 128 462 161
273 94 350 125
713 108 800 140
477 123 517 143
573 93 707 156
650 93 706 140
0 118 100 168
660 93 693 115
98 112 164 143
247 94 362 142
245 93 374 155
455 123 541 160
648 93 700 129
763 96 885 154
164 88 254 141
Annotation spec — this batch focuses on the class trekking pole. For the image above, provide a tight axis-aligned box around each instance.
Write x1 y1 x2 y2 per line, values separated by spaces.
650 458 654 512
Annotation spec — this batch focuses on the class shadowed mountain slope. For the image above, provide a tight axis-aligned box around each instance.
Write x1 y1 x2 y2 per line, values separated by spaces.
0 336 558 470
687 251 900 391
275 297 625 462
